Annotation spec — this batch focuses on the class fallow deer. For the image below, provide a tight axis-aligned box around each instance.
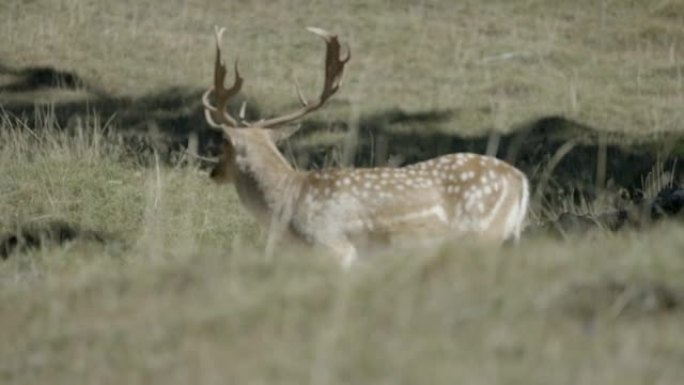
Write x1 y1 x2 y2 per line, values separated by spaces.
203 27 529 266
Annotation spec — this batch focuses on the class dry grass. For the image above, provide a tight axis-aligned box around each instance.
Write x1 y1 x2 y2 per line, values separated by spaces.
2 0 684 133
0 112 259 250
1 106 684 385
3 235 684 385
2 1 684 384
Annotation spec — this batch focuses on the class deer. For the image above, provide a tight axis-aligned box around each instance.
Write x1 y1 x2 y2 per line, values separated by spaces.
202 26 530 266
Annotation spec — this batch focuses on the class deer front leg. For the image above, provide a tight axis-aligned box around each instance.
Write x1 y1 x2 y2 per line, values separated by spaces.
264 229 279 258
264 211 290 258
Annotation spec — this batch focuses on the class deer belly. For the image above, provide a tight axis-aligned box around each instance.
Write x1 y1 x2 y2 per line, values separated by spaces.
357 204 452 243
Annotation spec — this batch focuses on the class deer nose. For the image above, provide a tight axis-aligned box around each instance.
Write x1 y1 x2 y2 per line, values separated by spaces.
209 166 231 184
209 167 220 179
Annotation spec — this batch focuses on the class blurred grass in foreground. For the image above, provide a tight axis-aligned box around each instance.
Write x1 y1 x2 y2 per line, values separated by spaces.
1 109 684 384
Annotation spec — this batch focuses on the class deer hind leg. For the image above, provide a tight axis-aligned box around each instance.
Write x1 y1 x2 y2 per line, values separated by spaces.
483 190 527 244
322 239 358 268
494 179 529 244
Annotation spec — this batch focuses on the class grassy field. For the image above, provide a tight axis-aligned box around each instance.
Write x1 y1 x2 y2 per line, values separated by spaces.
2 0 684 384
1 121 684 384
2 0 684 133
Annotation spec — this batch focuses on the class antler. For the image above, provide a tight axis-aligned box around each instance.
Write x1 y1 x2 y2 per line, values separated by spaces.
258 27 350 128
202 26 244 130
203 26 349 131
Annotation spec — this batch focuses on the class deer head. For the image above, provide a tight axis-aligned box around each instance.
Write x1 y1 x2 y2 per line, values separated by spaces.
203 27 349 186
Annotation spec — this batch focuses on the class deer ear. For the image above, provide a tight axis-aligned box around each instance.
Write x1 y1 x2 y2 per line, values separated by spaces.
268 125 301 143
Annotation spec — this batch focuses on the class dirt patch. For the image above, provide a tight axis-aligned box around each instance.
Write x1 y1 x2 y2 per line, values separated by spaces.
0 64 95 94
546 278 682 319
0 220 116 260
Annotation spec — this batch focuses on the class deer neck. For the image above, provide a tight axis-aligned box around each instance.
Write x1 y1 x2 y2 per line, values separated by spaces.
233 138 304 225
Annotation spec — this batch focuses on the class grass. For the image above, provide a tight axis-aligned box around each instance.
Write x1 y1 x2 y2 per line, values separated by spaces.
0 112 259 250
3 237 684 384
2 0 684 134
1 108 684 385
2 0 684 383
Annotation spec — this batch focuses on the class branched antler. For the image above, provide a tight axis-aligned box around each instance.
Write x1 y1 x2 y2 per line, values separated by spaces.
202 26 244 130
258 27 350 128
202 26 349 133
